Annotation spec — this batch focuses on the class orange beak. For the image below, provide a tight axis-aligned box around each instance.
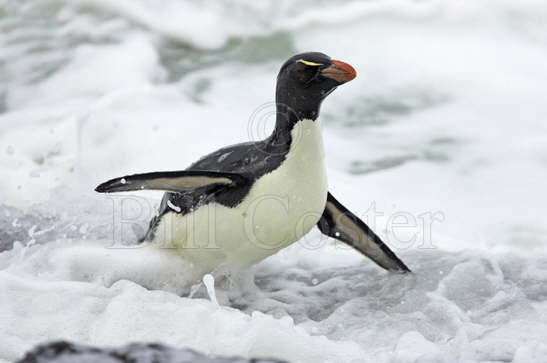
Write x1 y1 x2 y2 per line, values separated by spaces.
321 60 357 83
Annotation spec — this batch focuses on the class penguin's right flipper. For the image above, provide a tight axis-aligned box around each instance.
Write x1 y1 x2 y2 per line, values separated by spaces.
317 192 411 273
95 170 249 194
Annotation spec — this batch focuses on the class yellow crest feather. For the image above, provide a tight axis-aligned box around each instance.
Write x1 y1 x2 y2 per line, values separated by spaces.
296 59 323 67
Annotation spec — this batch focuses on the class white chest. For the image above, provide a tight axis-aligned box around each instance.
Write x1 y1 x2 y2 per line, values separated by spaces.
242 118 328 239
153 119 328 271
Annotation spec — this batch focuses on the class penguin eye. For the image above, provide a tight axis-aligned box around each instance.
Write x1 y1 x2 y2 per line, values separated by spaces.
294 63 320 84
296 70 307 81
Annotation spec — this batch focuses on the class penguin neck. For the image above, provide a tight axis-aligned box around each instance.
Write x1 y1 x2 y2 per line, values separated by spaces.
269 89 322 147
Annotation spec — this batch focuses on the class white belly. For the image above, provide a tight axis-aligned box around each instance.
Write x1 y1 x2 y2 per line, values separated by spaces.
152 119 328 273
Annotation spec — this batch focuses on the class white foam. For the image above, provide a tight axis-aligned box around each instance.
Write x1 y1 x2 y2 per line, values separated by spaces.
203 274 219 307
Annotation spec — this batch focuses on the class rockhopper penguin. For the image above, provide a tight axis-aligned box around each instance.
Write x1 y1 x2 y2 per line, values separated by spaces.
96 52 411 275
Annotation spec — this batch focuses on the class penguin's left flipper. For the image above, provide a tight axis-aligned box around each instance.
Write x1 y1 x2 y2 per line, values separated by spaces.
317 192 411 273
95 170 248 194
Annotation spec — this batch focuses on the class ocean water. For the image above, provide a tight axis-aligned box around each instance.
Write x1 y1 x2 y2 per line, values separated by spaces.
1 0 547 362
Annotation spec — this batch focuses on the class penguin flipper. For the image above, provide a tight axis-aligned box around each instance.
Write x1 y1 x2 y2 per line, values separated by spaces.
317 192 411 273
95 170 248 194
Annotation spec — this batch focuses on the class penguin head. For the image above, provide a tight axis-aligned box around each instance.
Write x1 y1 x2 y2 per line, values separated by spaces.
276 52 356 120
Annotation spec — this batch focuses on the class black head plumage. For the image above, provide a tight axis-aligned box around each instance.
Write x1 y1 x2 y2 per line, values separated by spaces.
274 52 356 127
